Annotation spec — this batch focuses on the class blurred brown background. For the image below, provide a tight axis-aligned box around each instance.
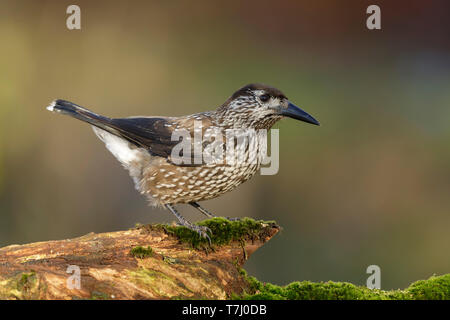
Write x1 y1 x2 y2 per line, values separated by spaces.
0 0 449 290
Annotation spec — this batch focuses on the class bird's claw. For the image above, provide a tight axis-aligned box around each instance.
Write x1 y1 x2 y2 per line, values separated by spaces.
192 225 212 245
173 222 212 245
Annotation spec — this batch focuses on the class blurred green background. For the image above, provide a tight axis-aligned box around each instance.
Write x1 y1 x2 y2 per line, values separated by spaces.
0 0 449 290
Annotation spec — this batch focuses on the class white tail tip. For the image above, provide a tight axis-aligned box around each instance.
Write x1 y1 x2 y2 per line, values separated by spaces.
46 100 56 112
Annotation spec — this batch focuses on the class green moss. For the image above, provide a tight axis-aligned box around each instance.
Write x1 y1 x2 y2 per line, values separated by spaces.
407 274 450 299
90 291 110 300
18 272 36 292
130 246 153 259
162 255 179 264
128 268 192 298
234 272 450 300
144 217 278 249
0 271 41 300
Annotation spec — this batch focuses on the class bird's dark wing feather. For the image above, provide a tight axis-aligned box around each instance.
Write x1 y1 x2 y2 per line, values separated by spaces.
109 117 178 159
109 116 214 166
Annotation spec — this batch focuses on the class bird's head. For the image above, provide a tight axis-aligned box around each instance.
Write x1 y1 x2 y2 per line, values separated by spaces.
216 83 319 129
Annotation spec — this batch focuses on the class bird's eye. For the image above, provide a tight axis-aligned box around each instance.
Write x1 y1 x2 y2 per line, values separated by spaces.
260 94 270 102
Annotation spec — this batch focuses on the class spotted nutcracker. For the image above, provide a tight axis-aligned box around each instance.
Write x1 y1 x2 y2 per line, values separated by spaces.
47 83 319 241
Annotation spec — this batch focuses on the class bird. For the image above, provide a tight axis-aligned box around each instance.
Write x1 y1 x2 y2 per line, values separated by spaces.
46 83 319 242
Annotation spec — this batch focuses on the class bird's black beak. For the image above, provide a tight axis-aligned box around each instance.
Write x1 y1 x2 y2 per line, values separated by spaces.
280 102 320 126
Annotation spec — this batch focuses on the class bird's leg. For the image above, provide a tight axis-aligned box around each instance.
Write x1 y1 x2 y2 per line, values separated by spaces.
190 202 241 221
189 202 218 218
165 204 211 244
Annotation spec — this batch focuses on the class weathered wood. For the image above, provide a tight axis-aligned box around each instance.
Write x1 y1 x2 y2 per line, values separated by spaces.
0 219 280 300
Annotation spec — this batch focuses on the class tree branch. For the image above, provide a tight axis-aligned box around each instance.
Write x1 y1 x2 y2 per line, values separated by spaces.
0 218 279 299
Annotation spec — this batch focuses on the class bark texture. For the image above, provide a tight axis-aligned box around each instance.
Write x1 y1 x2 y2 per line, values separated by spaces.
0 218 280 300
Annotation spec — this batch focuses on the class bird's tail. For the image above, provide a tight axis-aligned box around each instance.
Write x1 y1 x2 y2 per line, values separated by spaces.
47 99 111 126
46 99 130 139
46 99 159 152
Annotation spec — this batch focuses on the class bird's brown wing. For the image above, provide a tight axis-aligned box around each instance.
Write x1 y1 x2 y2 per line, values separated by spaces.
109 117 178 159
110 115 220 166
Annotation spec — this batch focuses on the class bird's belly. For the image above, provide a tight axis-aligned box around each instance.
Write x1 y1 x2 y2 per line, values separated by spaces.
141 161 260 205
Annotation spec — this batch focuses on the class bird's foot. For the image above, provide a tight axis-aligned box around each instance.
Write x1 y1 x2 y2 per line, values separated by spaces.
175 222 212 245
226 217 241 221
191 224 212 245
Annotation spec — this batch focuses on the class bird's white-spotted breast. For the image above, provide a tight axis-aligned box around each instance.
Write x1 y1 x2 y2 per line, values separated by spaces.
140 130 267 205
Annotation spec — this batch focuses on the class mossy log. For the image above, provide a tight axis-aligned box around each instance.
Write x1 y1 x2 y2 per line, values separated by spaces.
239 272 450 300
1 217 449 300
0 218 280 300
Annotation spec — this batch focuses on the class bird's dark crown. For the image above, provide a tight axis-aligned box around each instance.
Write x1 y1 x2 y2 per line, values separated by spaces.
229 83 287 101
